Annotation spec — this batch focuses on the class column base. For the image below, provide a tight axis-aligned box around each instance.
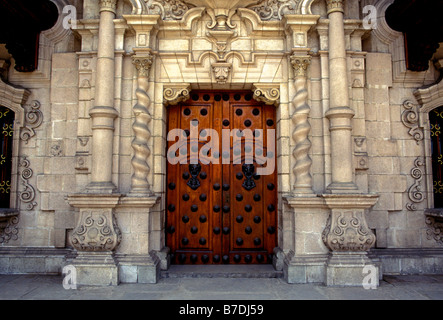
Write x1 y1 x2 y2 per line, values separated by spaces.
70 252 119 286
85 181 118 194
325 252 379 287
326 182 359 193
117 253 160 284
283 251 328 284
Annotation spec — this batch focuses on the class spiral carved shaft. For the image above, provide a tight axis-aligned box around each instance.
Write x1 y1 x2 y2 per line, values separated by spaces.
131 56 153 193
291 56 313 193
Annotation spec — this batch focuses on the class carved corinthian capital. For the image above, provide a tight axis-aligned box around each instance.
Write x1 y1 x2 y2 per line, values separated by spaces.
133 55 154 78
99 0 117 13
291 55 311 78
326 0 344 14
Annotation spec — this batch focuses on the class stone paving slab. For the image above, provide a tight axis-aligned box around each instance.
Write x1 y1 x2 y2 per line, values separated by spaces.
0 274 442 301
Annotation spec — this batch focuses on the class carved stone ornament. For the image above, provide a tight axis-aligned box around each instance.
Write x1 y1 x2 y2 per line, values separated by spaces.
406 157 426 211
425 210 443 245
401 100 424 145
20 100 43 144
131 0 192 19
19 157 37 211
132 54 154 78
212 63 231 84
326 0 344 14
71 209 122 252
0 212 19 244
249 0 302 21
291 55 311 78
164 85 191 106
322 210 376 252
253 85 280 107
99 0 118 13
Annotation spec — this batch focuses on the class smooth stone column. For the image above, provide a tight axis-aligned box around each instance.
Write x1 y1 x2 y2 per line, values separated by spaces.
325 0 358 192
87 0 118 193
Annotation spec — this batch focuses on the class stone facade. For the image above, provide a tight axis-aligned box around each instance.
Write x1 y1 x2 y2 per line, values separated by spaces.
0 0 442 287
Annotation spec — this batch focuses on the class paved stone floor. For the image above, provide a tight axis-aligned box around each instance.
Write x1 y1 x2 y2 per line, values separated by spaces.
0 274 442 300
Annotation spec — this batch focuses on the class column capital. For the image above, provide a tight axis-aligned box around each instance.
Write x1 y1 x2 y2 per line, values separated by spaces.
290 54 311 78
132 54 154 78
326 0 344 14
99 0 117 14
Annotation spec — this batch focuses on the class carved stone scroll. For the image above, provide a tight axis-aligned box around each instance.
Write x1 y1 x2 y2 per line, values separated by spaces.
406 157 426 211
20 100 43 144
401 100 424 145
163 84 191 106
0 212 19 244
19 157 37 211
252 85 280 107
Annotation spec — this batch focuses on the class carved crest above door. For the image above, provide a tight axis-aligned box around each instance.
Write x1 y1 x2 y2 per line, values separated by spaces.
130 0 316 20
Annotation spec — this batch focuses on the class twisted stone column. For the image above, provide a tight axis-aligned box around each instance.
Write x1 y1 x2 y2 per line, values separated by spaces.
130 54 154 195
87 0 118 193
291 54 313 194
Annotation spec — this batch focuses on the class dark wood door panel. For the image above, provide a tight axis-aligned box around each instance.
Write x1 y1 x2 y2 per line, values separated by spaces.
166 91 277 265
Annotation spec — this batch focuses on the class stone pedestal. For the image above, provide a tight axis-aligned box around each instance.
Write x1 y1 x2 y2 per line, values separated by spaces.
282 195 330 284
118 254 160 284
116 195 160 284
67 194 122 286
322 194 380 287
71 252 119 286
325 252 379 287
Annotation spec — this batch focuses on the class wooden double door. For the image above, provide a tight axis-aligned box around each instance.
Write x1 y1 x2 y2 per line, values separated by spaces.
166 91 277 265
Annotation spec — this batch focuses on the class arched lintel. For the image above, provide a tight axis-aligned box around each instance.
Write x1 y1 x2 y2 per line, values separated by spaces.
0 78 29 127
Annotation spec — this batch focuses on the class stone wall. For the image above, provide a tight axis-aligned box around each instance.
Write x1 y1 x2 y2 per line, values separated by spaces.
0 0 442 284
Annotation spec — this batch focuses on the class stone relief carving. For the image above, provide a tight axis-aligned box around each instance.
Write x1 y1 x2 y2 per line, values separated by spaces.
425 210 443 245
19 157 37 211
164 85 191 106
322 210 376 252
406 157 426 211
401 100 424 145
249 0 301 21
20 100 43 144
212 63 231 84
252 85 280 107
131 0 192 19
70 210 122 252
0 214 19 244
